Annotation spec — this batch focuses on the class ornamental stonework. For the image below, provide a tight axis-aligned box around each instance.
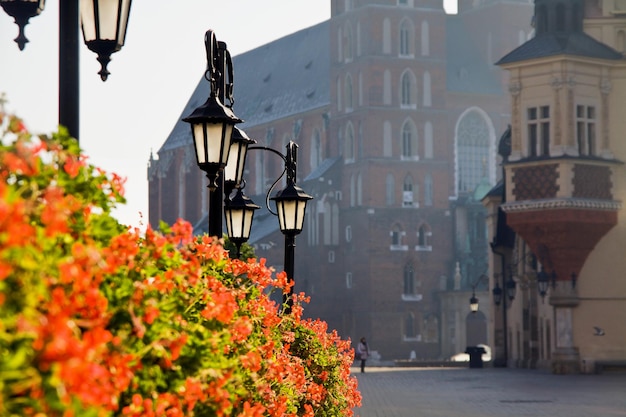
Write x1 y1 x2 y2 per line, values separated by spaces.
573 164 613 199
512 164 559 201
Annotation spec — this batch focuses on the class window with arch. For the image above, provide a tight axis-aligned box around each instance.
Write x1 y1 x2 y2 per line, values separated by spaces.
416 223 432 251
401 120 418 160
356 21 362 56
423 71 431 107
337 27 343 62
403 264 415 295
403 175 416 207
402 264 423 302
356 173 363 206
383 121 392 157
424 174 433 206
358 71 363 106
336 77 342 111
345 74 353 111
421 20 430 56
400 71 416 108
358 121 364 158
332 203 339 245
344 22 353 62
399 19 414 57
383 70 392 105
404 312 416 339
457 109 492 193
424 121 433 158
383 18 391 54
386 173 395 206
390 223 407 250
345 123 355 162
323 201 331 245
350 174 356 207
310 129 322 170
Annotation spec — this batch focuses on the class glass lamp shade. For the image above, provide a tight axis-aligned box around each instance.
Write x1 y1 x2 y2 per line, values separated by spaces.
183 94 242 189
224 188 259 244
224 127 256 188
506 278 517 301
80 0 132 80
469 294 479 313
271 183 313 235
492 283 503 306
537 270 550 297
0 0 45 50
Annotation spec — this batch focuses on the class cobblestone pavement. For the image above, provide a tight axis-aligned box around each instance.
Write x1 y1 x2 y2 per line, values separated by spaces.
351 366 626 417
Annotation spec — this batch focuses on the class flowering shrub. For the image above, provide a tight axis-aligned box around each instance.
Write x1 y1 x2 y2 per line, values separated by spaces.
0 111 361 416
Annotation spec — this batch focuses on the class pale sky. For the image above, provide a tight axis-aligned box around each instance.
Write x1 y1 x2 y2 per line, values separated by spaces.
0 0 457 227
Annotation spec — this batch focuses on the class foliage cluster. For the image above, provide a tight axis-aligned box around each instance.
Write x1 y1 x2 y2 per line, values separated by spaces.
0 111 361 416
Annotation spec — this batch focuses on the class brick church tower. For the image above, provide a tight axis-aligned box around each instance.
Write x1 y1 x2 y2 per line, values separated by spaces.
148 0 534 360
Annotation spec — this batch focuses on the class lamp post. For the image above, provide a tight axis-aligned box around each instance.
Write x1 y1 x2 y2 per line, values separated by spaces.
1 0 133 141
226 141 312 313
185 30 313 314
490 247 518 367
468 274 489 313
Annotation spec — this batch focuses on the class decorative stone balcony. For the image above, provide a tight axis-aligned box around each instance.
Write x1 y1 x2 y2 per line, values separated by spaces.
501 157 621 283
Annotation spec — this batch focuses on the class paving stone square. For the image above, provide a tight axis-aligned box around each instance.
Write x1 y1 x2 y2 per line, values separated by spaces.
352 367 626 417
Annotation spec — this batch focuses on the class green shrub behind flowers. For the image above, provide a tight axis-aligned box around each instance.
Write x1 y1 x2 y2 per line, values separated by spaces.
0 110 361 416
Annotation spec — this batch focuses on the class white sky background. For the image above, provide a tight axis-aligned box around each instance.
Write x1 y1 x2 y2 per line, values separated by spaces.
0 0 458 228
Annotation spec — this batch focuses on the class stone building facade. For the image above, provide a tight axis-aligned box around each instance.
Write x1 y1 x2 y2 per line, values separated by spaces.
148 0 533 360
485 0 626 373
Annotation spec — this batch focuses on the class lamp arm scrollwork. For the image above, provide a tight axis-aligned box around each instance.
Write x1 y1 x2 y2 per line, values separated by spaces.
248 145 289 217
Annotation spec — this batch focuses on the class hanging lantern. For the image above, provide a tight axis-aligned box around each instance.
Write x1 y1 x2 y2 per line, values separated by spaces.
80 0 133 81
0 0 45 50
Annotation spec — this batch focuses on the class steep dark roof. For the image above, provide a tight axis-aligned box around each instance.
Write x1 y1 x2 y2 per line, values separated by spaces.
160 22 330 154
446 15 502 95
303 157 341 182
497 32 623 65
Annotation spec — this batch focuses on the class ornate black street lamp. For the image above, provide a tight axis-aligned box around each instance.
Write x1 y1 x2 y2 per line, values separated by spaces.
537 270 550 299
0 0 45 50
186 31 313 314
226 141 312 313
1 0 133 141
468 273 489 313
224 186 259 259
80 0 133 81
469 293 479 313
183 31 242 192
492 282 503 306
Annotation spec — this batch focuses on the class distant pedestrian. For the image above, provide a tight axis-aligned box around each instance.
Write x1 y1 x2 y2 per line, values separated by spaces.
357 337 369 373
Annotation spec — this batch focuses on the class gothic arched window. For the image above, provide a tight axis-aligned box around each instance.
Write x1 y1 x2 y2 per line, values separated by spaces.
456 109 492 193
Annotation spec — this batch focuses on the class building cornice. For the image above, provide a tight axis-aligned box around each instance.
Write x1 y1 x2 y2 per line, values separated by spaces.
501 198 622 213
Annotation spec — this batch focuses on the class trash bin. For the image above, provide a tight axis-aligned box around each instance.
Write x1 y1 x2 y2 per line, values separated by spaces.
465 346 486 368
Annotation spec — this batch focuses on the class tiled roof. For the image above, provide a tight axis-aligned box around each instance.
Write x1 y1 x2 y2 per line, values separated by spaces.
160 21 330 154
496 32 623 65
